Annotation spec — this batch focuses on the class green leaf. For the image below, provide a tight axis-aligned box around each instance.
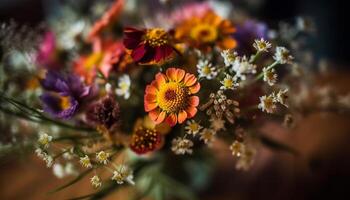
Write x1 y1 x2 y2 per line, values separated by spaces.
48 168 93 194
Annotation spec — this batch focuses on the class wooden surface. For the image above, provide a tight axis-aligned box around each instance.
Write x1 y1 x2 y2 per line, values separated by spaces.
1 71 350 200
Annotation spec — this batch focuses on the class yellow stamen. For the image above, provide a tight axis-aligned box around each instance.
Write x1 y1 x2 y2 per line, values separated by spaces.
144 28 169 47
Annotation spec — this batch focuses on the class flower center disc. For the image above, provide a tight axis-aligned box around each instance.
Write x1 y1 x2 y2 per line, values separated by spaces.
145 28 169 47
157 82 189 113
190 24 218 43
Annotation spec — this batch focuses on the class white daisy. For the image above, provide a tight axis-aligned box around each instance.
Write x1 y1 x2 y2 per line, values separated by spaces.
80 155 92 168
116 74 131 99
231 56 256 80
38 132 52 148
197 59 217 79
274 89 289 107
220 73 239 90
91 175 102 188
263 67 278 86
221 49 237 67
258 94 276 113
111 165 135 185
185 120 202 136
253 38 272 52
171 137 194 155
96 151 110 165
273 46 293 64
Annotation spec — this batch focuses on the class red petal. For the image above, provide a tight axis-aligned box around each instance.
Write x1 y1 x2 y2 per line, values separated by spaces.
165 114 178 127
131 44 146 62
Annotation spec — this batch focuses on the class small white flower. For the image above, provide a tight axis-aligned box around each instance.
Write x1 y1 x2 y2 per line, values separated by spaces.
231 56 256 80
263 67 278 86
197 59 217 79
45 155 54 168
91 175 102 188
105 83 112 93
209 117 226 131
35 148 46 158
96 151 110 165
65 162 78 176
253 38 272 52
221 49 237 67
273 46 293 64
53 163 65 179
38 132 52 148
199 128 216 145
258 94 276 113
111 165 135 185
220 74 239 90
185 120 202 136
274 89 289 107
171 137 194 155
80 155 92 168
116 75 131 99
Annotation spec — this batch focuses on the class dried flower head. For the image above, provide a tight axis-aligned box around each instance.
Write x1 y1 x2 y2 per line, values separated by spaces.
171 137 194 155
129 127 163 154
87 95 121 129
199 128 216 145
235 145 256 171
200 90 240 124
230 140 245 157
209 117 226 131
274 89 289 107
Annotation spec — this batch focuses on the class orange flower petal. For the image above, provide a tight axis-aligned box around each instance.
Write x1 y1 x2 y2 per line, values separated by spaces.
186 107 198 118
145 93 157 103
165 114 177 127
166 68 177 82
175 68 186 82
184 73 197 86
155 111 166 124
189 82 200 94
155 73 167 87
145 102 158 112
145 85 158 95
189 96 199 107
218 37 237 50
149 109 160 122
177 110 188 124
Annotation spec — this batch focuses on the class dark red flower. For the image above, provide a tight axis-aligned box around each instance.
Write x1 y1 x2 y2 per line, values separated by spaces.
129 127 163 154
123 27 177 64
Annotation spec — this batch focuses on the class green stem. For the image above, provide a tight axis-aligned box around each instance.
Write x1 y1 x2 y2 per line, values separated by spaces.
253 61 279 82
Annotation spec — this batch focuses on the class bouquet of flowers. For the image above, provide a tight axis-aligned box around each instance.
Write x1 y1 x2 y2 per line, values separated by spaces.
1 0 349 199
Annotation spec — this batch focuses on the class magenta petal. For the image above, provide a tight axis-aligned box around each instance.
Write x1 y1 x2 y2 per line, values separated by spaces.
131 44 147 62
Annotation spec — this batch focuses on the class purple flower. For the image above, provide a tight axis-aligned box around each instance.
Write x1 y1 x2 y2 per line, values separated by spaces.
40 70 92 119
234 20 268 55
35 31 60 70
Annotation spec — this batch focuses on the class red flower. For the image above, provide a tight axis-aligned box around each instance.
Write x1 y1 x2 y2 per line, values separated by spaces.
123 27 178 64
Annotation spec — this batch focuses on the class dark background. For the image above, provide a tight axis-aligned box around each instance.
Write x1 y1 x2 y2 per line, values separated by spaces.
0 0 349 66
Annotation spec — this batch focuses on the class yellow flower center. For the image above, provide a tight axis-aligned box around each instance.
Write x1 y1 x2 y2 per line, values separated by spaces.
144 28 169 47
85 52 103 70
202 66 212 75
190 24 218 43
189 123 199 132
157 82 189 113
224 79 233 88
60 96 71 110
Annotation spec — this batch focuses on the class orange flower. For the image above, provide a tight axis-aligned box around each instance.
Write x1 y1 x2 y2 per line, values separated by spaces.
144 68 200 127
175 11 237 50
88 0 124 41
74 38 129 83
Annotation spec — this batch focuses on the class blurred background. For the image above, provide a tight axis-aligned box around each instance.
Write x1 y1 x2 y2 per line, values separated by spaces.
1 0 350 200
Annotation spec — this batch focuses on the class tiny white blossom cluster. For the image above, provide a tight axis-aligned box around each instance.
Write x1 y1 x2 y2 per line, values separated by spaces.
116 74 131 99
